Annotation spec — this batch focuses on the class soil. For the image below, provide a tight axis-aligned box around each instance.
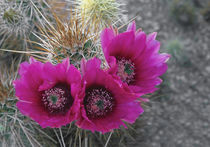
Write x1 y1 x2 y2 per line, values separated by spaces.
121 0 210 147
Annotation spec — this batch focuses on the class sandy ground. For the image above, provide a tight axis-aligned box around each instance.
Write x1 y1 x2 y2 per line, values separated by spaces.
121 0 210 147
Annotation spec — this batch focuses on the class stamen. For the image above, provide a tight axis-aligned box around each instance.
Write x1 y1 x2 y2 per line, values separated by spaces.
41 84 73 115
84 86 115 119
116 57 135 84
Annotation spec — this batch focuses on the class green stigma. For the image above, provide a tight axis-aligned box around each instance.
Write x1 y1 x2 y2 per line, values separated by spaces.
124 63 134 75
50 95 58 104
96 100 104 110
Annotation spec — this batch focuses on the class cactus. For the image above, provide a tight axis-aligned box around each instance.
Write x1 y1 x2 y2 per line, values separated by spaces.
0 0 54 70
201 2 210 23
31 10 101 67
170 0 197 26
166 39 192 67
0 0 51 49
77 0 125 32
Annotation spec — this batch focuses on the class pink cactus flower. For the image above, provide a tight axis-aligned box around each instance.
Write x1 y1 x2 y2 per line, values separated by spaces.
76 57 144 133
14 58 81 128
101 21 170 95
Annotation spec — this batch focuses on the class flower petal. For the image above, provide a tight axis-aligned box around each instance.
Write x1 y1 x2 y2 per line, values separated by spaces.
127 21 136 32
76 57 142 133
101 28 115 60
14 58 81 128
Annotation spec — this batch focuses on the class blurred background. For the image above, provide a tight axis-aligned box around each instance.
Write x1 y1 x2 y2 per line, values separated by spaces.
123 0 210 147
0 0 210 147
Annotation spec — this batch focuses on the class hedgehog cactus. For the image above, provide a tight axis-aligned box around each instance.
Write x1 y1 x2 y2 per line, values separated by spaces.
0 3 30 46
77 0 124 32
32 11 101 66
170 0 197 26
0 0 51 50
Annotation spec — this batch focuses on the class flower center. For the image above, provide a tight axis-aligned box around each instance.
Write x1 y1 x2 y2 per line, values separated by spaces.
116 57 135 84
41 84 73 115
84 86 115 119
50 95 58 104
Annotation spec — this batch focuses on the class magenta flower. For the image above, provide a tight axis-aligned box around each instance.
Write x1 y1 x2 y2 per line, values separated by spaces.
14 58 81 128
101 21 170 95
76 57 143 133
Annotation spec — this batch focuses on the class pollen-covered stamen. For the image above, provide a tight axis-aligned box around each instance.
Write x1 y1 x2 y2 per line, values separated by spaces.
84 87 115 119
41 84 73 115
116 57 135 84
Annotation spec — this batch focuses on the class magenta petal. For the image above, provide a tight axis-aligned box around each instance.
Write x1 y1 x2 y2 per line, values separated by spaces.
38 62 57 91
16 101 50 128
130 31 146 59
101 23 170 95
14 80 40 102
61 58 70 69
106 56 117 74
81 57 101 86
14 58 81 128
18 62 30 75
29 57 37 63
147 32 157 42
67 65 81 84
101 28 115 59
146 39 161 54
108 31 135 57
77 57 142 133
80 58 86 76
77 100 143 133
67 65 82 98
43 62 57 80
21 64 44 90
127 21 136 32
116 101 143 123
85 57 101 72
